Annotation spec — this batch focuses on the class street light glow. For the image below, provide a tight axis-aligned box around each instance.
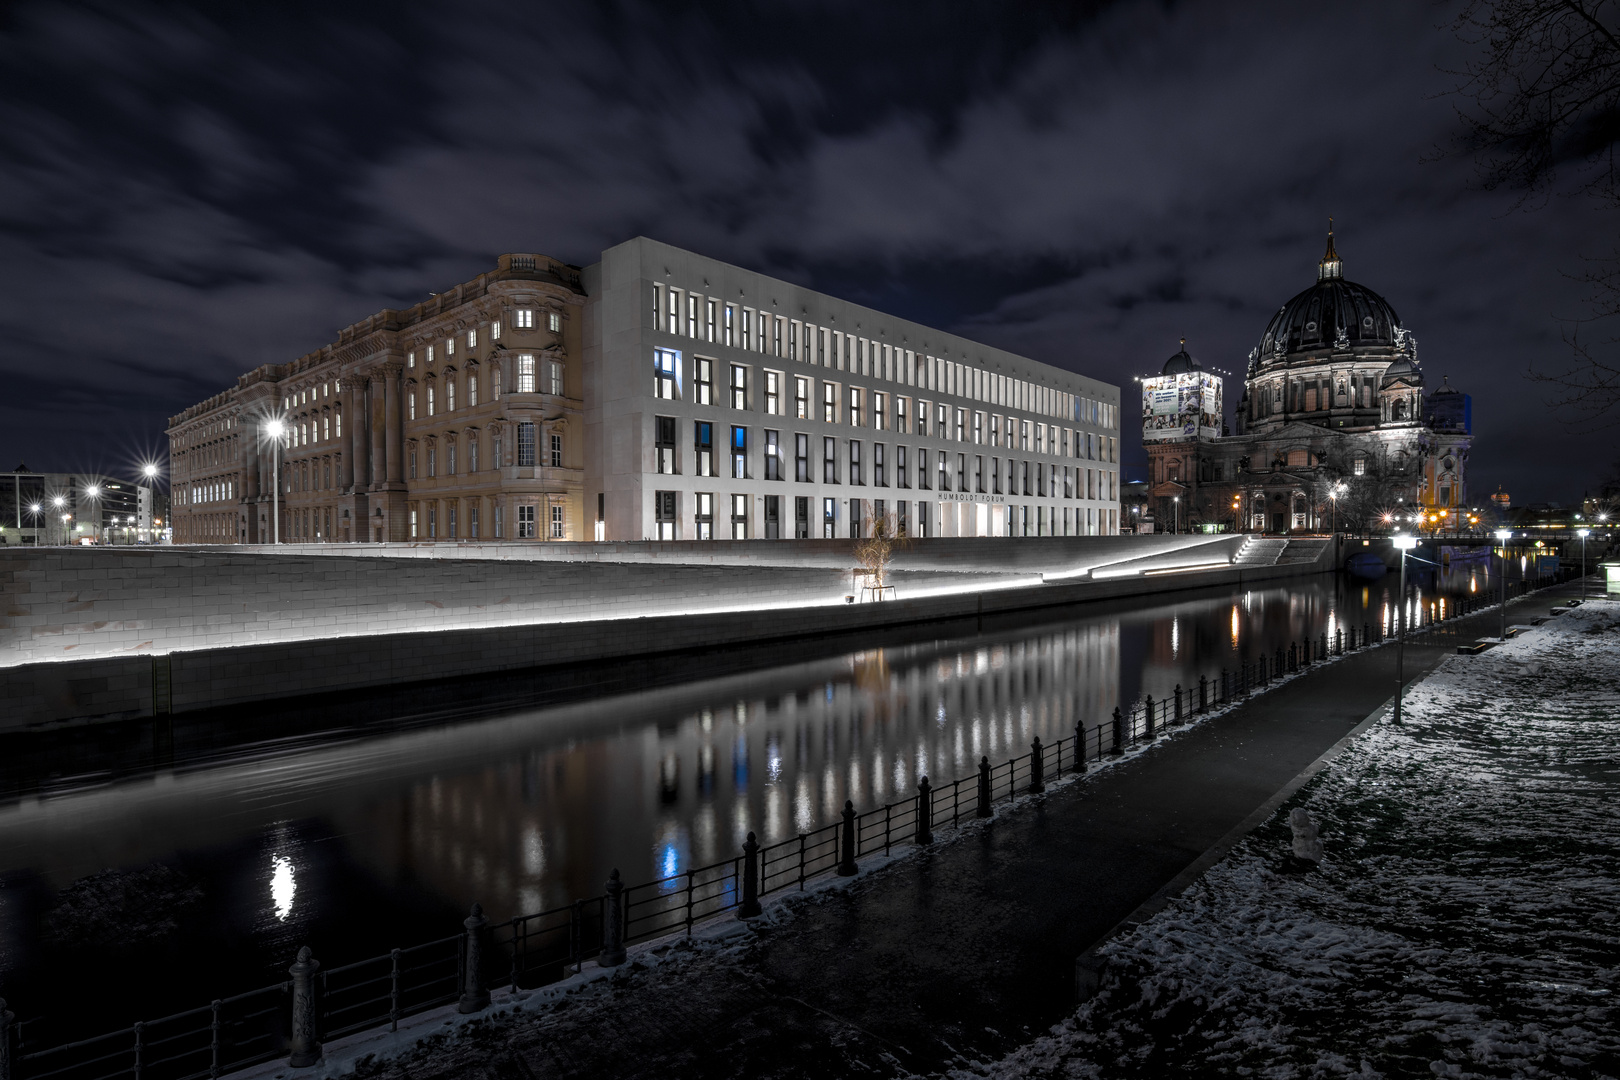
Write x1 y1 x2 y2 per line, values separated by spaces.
264 417 287 439
85 484 100 499
142 463 159 478
1392 534 1418 551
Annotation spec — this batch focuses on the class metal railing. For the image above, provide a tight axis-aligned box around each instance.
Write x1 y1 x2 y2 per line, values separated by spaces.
0 566 1582 1080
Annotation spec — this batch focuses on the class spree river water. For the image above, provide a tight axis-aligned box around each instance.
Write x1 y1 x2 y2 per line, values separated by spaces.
0 555 1523 1033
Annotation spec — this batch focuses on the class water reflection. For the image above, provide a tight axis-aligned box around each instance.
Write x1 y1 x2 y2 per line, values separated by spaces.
0 565 1507 1021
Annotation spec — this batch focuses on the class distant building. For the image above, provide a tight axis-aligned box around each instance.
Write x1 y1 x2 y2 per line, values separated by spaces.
168 238 1123 544
1143 229 1472 533
0 466 158 544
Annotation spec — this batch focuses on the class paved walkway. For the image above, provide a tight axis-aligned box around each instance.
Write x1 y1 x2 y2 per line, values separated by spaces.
358 592 1569 1080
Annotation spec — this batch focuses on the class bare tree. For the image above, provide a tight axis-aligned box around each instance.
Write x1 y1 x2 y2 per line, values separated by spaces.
1446 0 1620 427
852 501 910 600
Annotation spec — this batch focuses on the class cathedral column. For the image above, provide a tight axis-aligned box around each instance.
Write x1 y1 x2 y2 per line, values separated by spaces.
370 373 387 489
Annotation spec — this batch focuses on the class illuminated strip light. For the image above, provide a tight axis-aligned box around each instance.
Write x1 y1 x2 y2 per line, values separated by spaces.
1141 560 1234 577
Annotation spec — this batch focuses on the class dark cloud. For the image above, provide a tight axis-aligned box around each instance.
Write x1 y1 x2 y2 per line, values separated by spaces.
0 0 1608 501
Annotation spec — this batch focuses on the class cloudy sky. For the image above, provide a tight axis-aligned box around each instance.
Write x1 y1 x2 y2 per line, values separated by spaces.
0 0 1610 503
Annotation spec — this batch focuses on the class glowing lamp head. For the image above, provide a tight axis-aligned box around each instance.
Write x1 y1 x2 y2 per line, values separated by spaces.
1577 528 1591 538
84 485 100 499
1494 529 1511 542
142 463 158 478
264 417 287 439
52 495 65 508
29 502 39 513
1392 534 1418 551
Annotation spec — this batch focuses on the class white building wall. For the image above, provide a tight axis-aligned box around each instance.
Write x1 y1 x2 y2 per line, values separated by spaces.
585 237 1121 542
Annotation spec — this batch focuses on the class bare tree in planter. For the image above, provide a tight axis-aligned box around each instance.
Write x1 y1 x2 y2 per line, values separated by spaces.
853 500 909 601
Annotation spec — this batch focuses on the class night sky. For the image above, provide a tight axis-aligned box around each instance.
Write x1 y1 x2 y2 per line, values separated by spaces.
0 1 1610 504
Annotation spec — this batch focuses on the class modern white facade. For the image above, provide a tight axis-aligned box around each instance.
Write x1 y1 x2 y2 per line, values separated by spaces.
583 238 1121 542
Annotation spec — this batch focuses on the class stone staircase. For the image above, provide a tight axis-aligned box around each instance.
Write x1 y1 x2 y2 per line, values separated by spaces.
1234 536 1288 566
1276 537 1332 565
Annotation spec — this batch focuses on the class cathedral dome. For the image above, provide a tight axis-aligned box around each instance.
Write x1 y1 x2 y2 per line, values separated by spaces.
1253 228 1403 362
1162 339 1200 376
1381 356 1421 385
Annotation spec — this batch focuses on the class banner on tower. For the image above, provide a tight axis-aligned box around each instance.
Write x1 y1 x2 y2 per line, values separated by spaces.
1141 371 1223 442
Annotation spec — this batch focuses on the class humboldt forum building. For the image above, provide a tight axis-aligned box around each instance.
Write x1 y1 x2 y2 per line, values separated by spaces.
167 238 1122 545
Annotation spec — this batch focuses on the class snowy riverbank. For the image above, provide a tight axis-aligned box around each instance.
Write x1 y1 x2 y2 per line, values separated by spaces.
952 598 1620 1079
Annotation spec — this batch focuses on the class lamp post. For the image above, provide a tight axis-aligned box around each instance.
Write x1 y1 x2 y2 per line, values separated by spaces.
264 417 287 544
1392 533 1417 723
1329 482 1346 537
50 495 67 545
1173 495 1179 535
1232 494 1241 534
83 484 103 545
1577 527 1591 599
1494 528 1512 641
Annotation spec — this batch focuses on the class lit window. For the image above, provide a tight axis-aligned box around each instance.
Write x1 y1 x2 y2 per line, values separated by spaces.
491 321 502 341
548 311 560 333
765 371 781 415
656 416 677 474
551 504 564 538
516 309 535 329
446 375 456 411
654 348 679 399
547 361 564 396
468 371 478 408
731 425 748 479
426 383 435 416
823 382 839 424
695 358 713 405
688 294 698 338
517 422 537 466
467 328 477 349
730 364 747 410
517 355 536 394
550 433 562 468
517 504 537 538
408 351 415 369
427 346 434 364
446 337 455 357
731 493 748 539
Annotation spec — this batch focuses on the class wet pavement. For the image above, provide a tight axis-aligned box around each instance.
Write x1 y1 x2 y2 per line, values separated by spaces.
350 606 1516 1079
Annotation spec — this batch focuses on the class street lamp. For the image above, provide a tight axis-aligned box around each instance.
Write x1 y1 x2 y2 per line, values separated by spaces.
1232 494 1241 534
1392 533 1418 723
1494 528 1512 642
1172 495 1179 535
1329 482 1346 536
83 484 103 544
50 495 66 545
263 416 287 544
1577 527 1591 599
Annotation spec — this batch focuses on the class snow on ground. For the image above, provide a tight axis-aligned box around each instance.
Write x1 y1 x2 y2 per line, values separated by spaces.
950 598 1620 1080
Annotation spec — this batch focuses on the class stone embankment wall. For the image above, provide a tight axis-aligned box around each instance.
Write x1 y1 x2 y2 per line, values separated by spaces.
0 535 1318 731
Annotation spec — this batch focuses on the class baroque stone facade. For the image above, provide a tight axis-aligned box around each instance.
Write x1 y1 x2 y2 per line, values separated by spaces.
1145 231 1471 534
167 254 585 544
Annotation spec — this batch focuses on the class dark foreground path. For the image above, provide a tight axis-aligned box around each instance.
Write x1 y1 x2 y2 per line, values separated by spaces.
357 600 1551 1080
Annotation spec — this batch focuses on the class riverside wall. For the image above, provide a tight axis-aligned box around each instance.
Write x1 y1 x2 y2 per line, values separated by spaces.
0 536 1332 731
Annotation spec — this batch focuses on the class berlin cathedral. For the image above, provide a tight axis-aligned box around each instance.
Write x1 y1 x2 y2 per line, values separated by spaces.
1143 229 1471 534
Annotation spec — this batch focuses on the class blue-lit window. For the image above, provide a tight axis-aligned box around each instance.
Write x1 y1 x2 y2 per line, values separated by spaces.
731 425 748 479
654 348 681 400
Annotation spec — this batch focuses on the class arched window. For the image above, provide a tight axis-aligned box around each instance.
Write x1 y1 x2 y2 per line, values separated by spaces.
426 378 436 417
446 368 457 411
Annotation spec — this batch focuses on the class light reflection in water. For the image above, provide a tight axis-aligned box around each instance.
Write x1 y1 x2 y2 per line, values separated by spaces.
270 855 295 921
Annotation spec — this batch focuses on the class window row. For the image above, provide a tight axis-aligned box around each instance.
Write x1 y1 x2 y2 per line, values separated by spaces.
653 419 1117 499
650 286 1116 428
406 498 566 540
405 358 566 420
649 492 1119 541
404 310 560 368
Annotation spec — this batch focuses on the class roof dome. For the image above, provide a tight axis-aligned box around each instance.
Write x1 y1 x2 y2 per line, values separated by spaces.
1254 226 1403 362
1381 356 1421 385
1162 338 1201 376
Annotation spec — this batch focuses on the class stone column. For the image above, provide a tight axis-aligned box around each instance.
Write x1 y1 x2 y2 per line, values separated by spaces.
368 374 385 489
384 363 403 484
347 380 366 492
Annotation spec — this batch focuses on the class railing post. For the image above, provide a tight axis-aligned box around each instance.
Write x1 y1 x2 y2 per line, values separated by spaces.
288 946 322 1069
1144 695 1156 738
389 949 401 1031
1110 707 1124 754
1320 632 1328 659
0 998 11 1080
1198 675 1208 712
1288 642 1297 672
1363 621 1369 646
459 903 491 1011
600 872 626 967
916 777 934 844
1174 684 1183 724
1073 725 1087 772
838 800 860 874
1335 628 1343 655
975 756 992 814
1029 739 1045 793
738 832 762 918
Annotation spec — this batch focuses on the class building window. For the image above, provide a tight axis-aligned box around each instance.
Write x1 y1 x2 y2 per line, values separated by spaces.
795 432 809 482
446 375 456 412
731 493 748 539
427 383 436 416
823 437 838 484
448 503 458 538
551 504 564 538
547 361 563 396
517 504 536 538
694 421 714 476
517 354 537 394
695 359 713 405
765 429 782 480
495 503 504 538
897 445 909 488
427 505 437 538
468 371 478 408
958 453 968 492
730 364 747 410
654 490 677 541
410 447 418 479
917 402 930 438
470 505 480 538
656 416 677 474
427 444 437 477
548 311 561 333
939 453 950 491
724 304 735 347
795 376 810 419
875 443 886 487
408 351 416 369
823 382 839 423
1353 455 1366 476
918 448 931 490
410 508 418 538
706 299 716 342
694 492 714 539
848 498 863 539
517 421 537 467
447 440 457 475
765 371 781 415
731 425 748 479
667 288 680 335
493 431 503 466
469 435 479 472
849 387 864 428
516 309 535 329
550 433 563 468
491 362 501 400
654 348 679 399
409 390 417 421
822 497 836 539
873 392 887 431
772 316 782 357
491 320 502 341
896 397 909 434
850 440 863 485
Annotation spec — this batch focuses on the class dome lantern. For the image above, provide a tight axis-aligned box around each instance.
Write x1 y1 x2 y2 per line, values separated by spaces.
1318 219 1342 282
